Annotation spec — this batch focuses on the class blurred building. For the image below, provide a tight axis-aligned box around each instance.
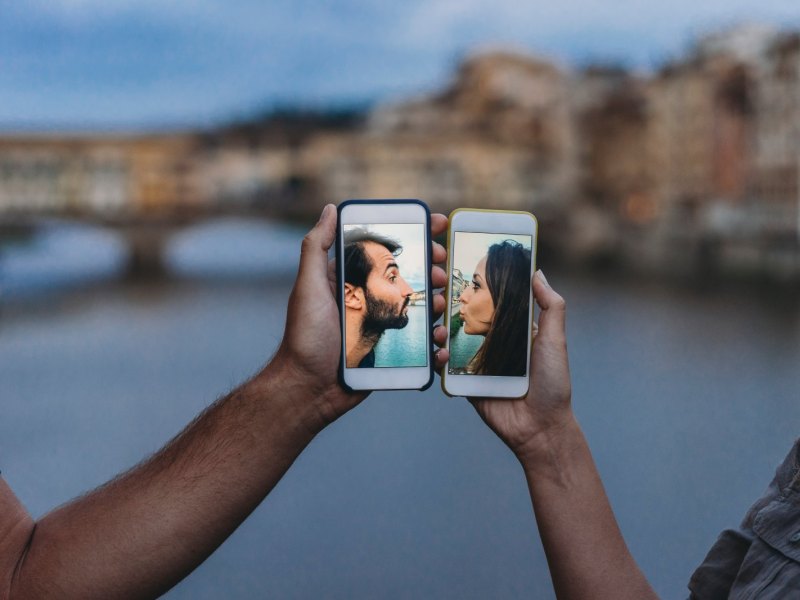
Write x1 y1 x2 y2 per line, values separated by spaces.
648 35 764 229
752 32 800 238
191 110 362 218
574 67 654 222
328 51 577 216
1 25 799 281
0 134 198 216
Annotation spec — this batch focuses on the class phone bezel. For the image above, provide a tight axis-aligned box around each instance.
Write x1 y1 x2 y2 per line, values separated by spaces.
442 208 538 398
336 199 434 392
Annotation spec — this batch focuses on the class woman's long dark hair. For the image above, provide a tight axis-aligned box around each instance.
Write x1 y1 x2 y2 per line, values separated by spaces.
469 241 531 376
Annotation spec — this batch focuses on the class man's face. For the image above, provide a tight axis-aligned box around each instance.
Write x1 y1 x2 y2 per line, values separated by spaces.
361 241 414 335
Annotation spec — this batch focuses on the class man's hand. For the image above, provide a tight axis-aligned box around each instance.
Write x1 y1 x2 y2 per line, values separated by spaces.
271 204 450 431
1 204 453 600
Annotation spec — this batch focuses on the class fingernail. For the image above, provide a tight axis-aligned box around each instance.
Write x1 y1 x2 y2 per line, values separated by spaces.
537 270 550 287
318 204 333 223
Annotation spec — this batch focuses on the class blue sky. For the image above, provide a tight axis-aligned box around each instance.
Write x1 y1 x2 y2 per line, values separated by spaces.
2 1 799 129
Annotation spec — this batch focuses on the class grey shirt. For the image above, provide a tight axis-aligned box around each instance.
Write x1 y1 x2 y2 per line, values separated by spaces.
689 439 800 598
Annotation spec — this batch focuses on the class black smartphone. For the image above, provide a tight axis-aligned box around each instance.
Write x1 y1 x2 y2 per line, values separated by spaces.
336 199 434 391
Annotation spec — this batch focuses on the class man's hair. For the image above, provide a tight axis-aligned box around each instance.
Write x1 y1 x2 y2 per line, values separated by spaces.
343 228 402 289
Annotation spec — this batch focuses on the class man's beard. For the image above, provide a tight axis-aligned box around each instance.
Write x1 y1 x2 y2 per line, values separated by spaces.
361 290 410 342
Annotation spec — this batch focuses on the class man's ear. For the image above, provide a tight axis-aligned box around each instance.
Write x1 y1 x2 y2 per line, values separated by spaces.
344 283 365 310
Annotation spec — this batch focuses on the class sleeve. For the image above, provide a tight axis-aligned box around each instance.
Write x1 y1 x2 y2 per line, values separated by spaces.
687 439 800 599
688 528 753 599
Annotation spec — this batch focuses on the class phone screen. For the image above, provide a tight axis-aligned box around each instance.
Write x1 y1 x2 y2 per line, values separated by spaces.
343 223 428 369
449 231 532 377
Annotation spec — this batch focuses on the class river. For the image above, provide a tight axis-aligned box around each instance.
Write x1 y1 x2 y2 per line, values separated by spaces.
1 219 799 599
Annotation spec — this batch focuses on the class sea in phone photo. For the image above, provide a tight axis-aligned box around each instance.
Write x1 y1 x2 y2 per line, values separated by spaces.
373 303 427 367
448 312 483 370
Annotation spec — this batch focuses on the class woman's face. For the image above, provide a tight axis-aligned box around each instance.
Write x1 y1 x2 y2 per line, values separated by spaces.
459 256 494 335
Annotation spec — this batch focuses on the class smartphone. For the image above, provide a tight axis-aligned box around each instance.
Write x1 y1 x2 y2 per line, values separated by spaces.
336 199 434 391
442 209 538 398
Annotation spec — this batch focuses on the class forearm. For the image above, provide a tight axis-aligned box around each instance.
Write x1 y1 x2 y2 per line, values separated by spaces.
519 416 657 600
10 357 325 600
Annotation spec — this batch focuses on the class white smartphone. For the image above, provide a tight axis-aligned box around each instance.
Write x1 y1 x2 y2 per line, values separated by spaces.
442 209 538 398
336 199 434 391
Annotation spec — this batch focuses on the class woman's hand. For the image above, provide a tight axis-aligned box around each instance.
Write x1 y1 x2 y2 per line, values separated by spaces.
435 270 574 462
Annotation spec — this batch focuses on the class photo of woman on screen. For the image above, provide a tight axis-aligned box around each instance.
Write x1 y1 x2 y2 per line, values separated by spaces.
451 238 531 376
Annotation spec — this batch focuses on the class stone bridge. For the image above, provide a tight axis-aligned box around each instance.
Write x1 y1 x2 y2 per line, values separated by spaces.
0 206 308 278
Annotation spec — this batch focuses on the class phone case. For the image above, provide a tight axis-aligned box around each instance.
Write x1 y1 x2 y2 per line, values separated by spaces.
441 208 538 398
336 199 435 392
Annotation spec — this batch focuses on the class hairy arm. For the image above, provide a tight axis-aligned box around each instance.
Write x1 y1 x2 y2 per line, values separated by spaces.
2 204 345 600
0 204 450 599
6 360 326 599
463 272 657 600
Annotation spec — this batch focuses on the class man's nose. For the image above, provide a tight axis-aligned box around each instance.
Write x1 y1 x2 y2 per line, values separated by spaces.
399 277 413 296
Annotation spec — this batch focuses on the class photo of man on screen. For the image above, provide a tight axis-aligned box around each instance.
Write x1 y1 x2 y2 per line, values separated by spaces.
343 227 414 368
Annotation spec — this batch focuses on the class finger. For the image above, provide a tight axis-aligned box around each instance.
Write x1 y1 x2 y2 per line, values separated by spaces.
433 324 447 347
326 258 337 295
533 270 566 345
434 347 450 370
431 213 448 237
432 292 445 319
431 265 447 289
298 204 336 282
432 240 447 264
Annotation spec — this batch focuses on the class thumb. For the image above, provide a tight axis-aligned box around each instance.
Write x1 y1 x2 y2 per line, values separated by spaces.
298 204 336 281
532 270 566 346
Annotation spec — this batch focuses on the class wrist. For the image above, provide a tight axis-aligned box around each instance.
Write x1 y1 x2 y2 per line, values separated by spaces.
251 354 331 438
513 412 584 471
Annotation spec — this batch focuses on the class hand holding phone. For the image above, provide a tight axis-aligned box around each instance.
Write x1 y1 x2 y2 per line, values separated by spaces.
468 270 574 461
274 203 448 429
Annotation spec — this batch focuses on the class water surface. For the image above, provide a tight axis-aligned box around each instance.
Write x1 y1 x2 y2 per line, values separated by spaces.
1 222 799 599
374 305 428 367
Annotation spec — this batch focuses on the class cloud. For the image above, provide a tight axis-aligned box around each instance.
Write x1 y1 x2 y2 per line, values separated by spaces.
29 0 214 19
399 0 800 65
3 1 800 127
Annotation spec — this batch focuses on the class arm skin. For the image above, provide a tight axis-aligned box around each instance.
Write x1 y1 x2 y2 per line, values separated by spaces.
0 204 451 600
436 271 658 600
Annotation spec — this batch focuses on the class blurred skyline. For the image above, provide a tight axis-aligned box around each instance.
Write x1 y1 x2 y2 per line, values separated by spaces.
3 1 800 129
